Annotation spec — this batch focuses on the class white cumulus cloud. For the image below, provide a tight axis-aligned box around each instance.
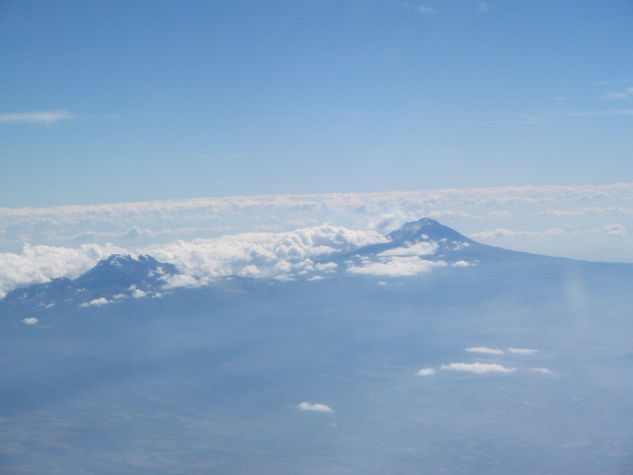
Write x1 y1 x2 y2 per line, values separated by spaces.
452 260 471 267
440 362 516 374
378 241 438 257
22 317 39 325
466 346 504 355
80 297 110 307
507 347 537 355
0 225 388 298
417 367 436 376
347 256 446 277
0 243 127 299
144 224 387 288
131 288 147 298
297 402 333 413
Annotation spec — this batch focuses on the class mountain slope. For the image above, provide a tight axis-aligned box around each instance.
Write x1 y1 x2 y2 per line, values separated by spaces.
3 254 177 307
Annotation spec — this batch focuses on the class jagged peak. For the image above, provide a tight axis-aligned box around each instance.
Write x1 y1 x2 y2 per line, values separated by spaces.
100 254 157 266
388 218 473 245
75 254 177 288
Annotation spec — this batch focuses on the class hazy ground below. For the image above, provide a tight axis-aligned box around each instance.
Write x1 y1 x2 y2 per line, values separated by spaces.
2 259 633 474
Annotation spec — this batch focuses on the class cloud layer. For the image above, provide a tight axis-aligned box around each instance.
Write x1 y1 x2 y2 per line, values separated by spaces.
145 224 387 287
0 225 387 298
2 182 633 243
1 182 633 292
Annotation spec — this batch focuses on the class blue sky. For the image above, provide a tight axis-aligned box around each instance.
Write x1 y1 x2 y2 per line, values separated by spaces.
1 0 632 207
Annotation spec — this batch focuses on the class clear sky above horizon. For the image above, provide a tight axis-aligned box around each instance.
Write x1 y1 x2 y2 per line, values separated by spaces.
1 0 632 207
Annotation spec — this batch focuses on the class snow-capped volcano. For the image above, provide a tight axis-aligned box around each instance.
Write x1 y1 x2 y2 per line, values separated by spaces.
387 217 475 245
73 254 177 289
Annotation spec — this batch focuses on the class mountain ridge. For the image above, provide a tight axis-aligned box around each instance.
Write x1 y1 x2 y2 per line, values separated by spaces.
0 218 617 307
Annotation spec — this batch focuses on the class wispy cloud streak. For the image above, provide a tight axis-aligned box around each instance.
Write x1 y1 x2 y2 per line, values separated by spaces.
441 362 516 374
0 110 75 124
604 86 633 100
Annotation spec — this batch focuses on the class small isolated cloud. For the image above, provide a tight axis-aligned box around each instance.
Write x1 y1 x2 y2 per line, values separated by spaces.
80 297 110 307
418 5 436 14
530 367 553 375
0 109 75 124
441 362 515 374
507 347 537 355
417 367 436 376
347 256 446 277
378 241 438 257
22 317 38 325
452 260 471 267
466 346 504 355
297 402 333 413
131 288 147 298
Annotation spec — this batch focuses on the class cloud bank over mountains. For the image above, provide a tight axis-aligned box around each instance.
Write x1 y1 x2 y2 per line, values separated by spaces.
0 224 389 298
145 224 387 288
1 183 632 263
0 243 126 299
3 182 633 229
1 183 633 298
0 218 487 301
